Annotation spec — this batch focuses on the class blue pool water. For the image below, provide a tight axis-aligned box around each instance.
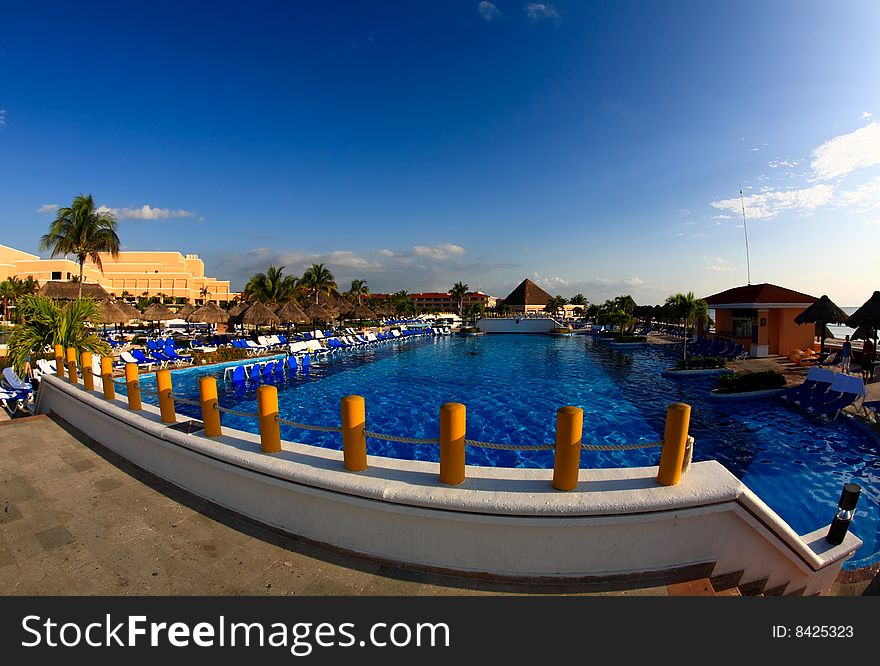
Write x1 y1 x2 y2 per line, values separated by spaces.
126 335 880 569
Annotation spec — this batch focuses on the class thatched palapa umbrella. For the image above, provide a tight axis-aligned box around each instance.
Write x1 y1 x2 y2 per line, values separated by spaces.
305 302 337 323
176 304 196 319
847 291 880 334
188 301 230 325
275 300 309 325
344 302 376 321
96 299 128 335
794 294 849 354
116 300 142 321
142 302 176 333
241 302 281 330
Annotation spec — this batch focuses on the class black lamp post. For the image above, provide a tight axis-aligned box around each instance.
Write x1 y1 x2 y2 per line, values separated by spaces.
826 483 861 545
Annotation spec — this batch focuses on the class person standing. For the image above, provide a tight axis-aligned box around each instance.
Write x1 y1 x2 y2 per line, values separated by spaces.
861 337 875 382
841 335 853 374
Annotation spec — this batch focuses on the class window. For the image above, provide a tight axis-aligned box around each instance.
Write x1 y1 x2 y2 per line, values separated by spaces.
51 271 61 280
732 317 753 338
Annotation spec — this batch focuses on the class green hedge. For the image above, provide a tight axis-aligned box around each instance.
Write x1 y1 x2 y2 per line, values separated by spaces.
676 355 726 370
716 370 786 394
190 347 251 366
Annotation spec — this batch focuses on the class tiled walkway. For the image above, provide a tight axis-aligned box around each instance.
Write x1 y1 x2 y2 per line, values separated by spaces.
0 415 875 596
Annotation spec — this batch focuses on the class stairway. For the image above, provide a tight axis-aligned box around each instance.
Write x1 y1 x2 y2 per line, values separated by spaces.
665 570 806 597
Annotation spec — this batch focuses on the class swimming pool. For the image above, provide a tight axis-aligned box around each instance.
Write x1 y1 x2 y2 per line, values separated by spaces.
127 334 880 569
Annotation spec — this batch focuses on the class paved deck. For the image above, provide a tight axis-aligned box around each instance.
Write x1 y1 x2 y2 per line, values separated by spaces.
0 415 875 596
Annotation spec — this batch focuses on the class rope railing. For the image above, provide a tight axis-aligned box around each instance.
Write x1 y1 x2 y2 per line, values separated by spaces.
77 355 695 489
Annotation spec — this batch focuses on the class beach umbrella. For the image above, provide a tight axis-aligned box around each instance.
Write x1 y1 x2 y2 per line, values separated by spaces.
141 302 176 333
847 291 880 341
176 304 196 319
226 301 249 318
241 302 281 329
794 295 849 354
344 302 377 321
116 300 142 321
275 300 309 325
188 301 230 325
95 299 128 335
305 302 338 323
850 324 874 341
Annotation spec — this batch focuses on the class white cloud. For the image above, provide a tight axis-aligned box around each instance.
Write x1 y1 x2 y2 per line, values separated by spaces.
118 205 195 220
623 277 644 286
0 109 6 127
412 243 465 259
863 112 873 119
834 175 880 212
749 147 760 152
37 203 59 214
768 159 800 168
710 184 834 220
478 1 501 21
702 257 735 273
810 122 880 180
524 3 559 20
377 249 395 257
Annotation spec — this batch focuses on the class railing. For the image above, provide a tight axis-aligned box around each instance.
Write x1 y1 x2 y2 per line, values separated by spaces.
60 346 695 491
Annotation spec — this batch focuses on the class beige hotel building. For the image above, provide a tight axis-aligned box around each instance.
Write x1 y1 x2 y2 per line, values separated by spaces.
0 244 238 304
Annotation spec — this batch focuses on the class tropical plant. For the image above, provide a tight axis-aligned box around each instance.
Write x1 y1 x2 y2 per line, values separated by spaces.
464 301 484 324
39 193 121 299
299 263 337 304
348 279 369 305
449 282 469 316
7 295 109 376
569 294 588 319
544 295 568 318
243 264 298 304
199 286 210 299
665 291 707 359
0 275 39 322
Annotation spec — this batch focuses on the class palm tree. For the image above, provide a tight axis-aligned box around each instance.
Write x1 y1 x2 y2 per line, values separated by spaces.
349 279 369 305
665 291 705 359
244 264 298 304
449 282 469 316
0 276 40 323
7 294 109 377
0 279 16 322
300 263 337 305
199 286 210 302
39 193 121 299
569 293 588 319
544 295 568 319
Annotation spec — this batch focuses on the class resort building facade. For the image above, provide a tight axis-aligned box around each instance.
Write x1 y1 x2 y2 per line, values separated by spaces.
704 283 817 357
0 244 237 304
500 278 579 317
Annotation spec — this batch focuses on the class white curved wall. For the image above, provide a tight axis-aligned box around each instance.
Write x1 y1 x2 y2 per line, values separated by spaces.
36 375 861 594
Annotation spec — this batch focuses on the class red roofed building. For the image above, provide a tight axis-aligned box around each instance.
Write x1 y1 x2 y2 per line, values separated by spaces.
704 283 818 357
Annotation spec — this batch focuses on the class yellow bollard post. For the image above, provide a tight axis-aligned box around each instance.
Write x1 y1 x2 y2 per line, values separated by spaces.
66 347 78 384
340 395 367 471
257 385 281 453
439 402 466 485
124 362 141 410
81 351 94 391
552 406 584 491
657 403 692 486
101 357 115 400
54 344 65 379
199 376 222 437
156 368 176 424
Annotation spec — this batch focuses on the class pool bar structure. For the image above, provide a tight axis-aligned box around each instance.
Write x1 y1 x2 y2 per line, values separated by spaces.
34 350 864 595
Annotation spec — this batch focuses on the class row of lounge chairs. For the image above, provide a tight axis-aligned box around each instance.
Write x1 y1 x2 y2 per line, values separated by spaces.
778 367 867 420
1 367 34 415
687 337 747 360
223 354 307 384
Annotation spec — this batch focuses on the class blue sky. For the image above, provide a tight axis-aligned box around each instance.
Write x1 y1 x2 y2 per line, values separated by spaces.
1 1 879 305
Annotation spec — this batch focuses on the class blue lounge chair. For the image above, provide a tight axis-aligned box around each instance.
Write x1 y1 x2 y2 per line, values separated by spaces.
247 364 261 382
2 367 33 398
163 345 192 364
261 361 276 380
808 374 866 420
778 367 834 404
286 355 298 373
230 366 246 383
150 351 171 368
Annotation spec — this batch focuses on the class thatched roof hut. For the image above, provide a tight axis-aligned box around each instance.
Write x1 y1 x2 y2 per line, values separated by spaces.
188 301 230 324
275 300 310 325
116 300 142 320
241 302 281 327
40 281 110 300
176 304 196 319
305 302 338 323
344 303 377 320
501 278 552 308
141 302 176 321
96 299 129 324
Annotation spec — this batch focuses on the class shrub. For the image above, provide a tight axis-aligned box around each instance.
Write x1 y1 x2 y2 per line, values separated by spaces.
716 370 786 393
190 347 251 366
611 334 647 343
676 355 726 370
